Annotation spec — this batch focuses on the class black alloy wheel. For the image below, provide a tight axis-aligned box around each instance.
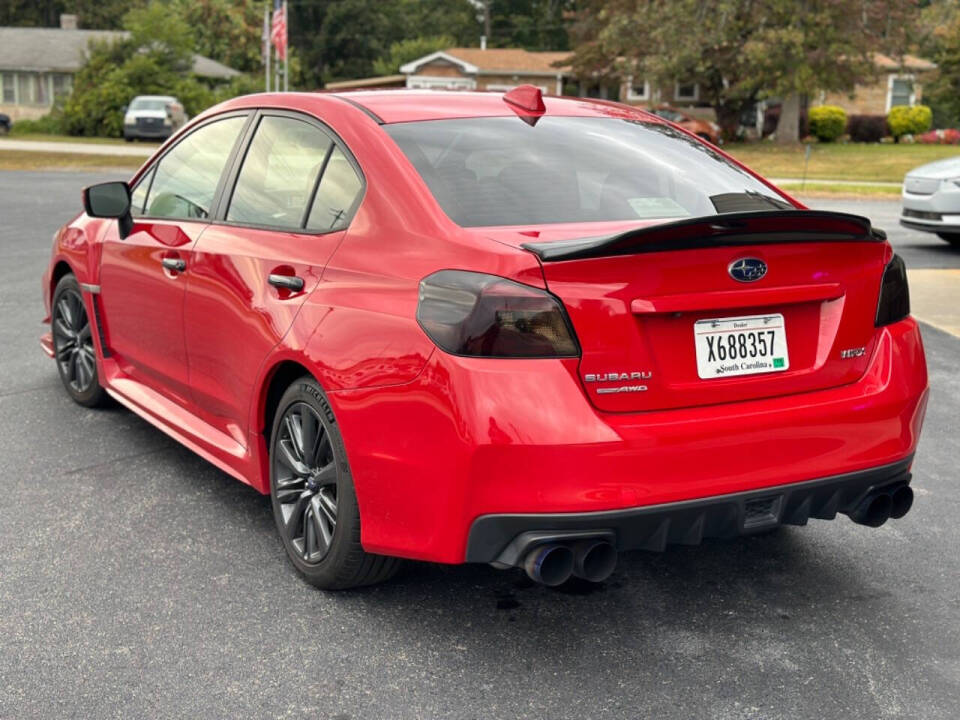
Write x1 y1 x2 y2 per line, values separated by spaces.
273 402 339 563
269 377 401 589
51 274 107 407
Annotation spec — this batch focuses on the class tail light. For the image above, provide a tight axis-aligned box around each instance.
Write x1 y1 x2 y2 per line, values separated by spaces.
875 254 910 326
417 270 579 358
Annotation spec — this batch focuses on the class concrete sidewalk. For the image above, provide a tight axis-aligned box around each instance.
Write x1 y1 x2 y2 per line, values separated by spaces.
0 138 153 157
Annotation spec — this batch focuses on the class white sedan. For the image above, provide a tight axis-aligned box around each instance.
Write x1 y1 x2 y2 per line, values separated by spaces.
900 156 960 247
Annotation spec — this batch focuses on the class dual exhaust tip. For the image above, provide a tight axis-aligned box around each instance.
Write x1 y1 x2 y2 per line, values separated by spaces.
522 539 617 586
848 483 913 528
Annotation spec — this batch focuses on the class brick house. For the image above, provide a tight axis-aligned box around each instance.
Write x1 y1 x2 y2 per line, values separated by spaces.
818 53 936 115
397 47 572 95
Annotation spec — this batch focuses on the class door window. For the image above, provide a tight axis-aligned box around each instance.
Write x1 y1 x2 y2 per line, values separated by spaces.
227 116 333 229
306 147 363 232
142 115 246 220
129 166 155 217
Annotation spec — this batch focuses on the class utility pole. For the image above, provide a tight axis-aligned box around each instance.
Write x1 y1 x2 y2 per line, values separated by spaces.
263 5 270 92
482 0 491 43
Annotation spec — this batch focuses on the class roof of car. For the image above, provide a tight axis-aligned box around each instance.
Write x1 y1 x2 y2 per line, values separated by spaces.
332 90 659 125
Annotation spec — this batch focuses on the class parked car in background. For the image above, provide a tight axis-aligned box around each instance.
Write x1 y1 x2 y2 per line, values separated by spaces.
647 106 721 144
901 156 960 246
0 113 11 135
42 87 926 590
123 95 187 141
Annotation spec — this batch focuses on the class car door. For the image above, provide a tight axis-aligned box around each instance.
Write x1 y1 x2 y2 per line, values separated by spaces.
98 113 250 405
183 111 364 446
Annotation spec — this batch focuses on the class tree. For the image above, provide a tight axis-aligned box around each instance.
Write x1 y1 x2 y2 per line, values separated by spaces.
372 36 457 76
917 1 960 128
174 0 265 74
568 0 921 142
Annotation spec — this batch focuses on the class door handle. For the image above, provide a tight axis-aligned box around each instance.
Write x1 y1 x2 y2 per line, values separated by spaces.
268 274 305 291
162 257 186 272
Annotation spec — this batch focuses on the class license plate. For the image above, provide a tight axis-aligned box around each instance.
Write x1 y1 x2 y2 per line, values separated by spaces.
694 314 789 379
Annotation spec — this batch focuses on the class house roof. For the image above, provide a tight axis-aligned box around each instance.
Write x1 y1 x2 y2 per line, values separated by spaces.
873 53 936 71
400 48 573 77
324 74 406 90
0 26 240 79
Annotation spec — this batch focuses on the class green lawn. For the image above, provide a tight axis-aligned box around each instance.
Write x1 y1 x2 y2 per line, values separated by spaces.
725 142 960 183
0 150 143 172
5 132 160 147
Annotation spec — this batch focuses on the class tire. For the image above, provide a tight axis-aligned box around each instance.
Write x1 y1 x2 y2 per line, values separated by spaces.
51 274 108 408
936 233 960 247
269 376 401 589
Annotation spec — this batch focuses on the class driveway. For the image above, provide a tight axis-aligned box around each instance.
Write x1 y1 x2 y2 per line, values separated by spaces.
1 174 957 719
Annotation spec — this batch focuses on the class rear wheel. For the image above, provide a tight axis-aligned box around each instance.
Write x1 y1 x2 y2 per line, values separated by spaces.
51 274 108 407
269 377 401 589
937 233 960 247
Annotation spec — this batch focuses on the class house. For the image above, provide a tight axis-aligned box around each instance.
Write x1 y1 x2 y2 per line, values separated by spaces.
818 53 936 116
0 15 240 122
618 53 937 122
398 47 572 95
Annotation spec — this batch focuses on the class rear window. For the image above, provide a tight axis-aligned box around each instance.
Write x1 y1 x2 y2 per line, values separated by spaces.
384 116 791 227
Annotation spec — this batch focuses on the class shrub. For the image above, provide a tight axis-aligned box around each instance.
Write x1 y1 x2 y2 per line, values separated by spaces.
847 114 886 143
808 105 847 142
8 112 66 136
887 105 933 140
917 128 960 145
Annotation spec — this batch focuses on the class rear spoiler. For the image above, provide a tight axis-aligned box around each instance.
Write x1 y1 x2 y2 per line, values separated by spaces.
521 210 886 262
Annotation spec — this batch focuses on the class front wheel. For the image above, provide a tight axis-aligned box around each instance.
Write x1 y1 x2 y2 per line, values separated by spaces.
51 274 108 407
269 377 401 589
937 233 960 247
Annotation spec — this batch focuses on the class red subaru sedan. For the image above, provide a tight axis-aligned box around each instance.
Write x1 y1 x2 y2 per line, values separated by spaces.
41 88 928 589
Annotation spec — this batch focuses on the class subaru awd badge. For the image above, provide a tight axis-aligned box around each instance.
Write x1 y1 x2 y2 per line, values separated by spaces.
728 257 767 283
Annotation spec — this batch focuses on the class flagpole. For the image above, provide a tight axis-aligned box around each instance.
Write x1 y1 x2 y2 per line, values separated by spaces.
263 5 270 92
283 0 289 92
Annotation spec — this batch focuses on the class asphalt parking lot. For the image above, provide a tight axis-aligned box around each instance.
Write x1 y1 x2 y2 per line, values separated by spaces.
1 170 958 719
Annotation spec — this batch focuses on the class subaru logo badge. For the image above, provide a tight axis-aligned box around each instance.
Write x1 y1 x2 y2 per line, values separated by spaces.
728 257 767 283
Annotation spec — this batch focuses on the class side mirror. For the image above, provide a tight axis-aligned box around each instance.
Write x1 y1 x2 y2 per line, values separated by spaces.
83 181 133 239
121 105 128 113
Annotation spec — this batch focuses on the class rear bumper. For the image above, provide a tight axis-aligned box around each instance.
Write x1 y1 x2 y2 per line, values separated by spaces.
330 318 928 564
466 457 912 564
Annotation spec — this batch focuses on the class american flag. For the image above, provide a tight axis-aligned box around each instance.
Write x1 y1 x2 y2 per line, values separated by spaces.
271 0 287 61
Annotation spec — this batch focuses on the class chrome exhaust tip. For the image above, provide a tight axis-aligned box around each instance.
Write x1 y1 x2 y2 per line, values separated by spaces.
890 485 914 520
572 540 617 583
523 544 574 586
849 492 892 528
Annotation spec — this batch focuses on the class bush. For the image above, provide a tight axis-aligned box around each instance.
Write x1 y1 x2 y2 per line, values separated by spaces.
8 112 66 136
887 105 933 140
808 105 847 142
847 114 886 143
917 128 960 145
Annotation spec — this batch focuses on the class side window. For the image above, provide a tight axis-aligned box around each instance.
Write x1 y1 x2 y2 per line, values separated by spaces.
129 166 155 217
306 147 363 232
143 115 246 220
227 116 332 229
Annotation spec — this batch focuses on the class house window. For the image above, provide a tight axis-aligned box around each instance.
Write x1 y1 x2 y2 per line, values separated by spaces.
52 74 72 100
17 73 33 104
674 81 699 102
34 73 50 106
887 76 914 110
0 73 13 103
406 75 476 91
625 76 649 102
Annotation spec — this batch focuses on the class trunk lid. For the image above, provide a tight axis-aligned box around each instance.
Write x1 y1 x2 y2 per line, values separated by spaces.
484 211 889 412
